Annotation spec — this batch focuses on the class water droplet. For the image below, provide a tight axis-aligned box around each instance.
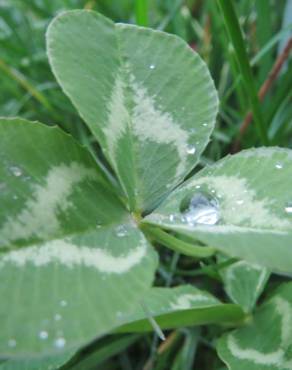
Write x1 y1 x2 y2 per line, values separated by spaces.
195 185 201 189
236 199 244 205
39 331 48 340
202 122 208 127
149 64 155 69
54 314 62 321
12 194 18 200
169 214 176 222
285 202 292 214
275 163 283 169
115 225 127 237
60 300 67 307
54 337 66 348
10 166 22 177
186 145 196 155
180 192 220 226
8 339 16 348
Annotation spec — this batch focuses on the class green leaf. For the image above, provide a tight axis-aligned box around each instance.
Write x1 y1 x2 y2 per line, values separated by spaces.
220 259 269 313
0 118 157 356
116 285 245 333
46 10 218 212
0 351 74 370
217 282 292 370
144 148 292 273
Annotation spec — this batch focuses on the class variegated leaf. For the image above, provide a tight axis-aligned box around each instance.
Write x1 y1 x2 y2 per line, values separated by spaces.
220 259 269 312
217 282 292 370
117 285 245 333
144 148 292 273
46 10 218 212
0 118 157 357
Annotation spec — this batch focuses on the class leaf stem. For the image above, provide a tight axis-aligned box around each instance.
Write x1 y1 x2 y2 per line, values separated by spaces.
144 226 215 258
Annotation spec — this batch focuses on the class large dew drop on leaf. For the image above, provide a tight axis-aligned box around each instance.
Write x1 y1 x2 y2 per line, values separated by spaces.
145 148 292 273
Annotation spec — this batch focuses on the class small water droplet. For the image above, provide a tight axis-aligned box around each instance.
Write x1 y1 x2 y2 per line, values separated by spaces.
149 64 155 69
60 300 67 307
54 314 62 321
169 214 175 222
195 185 201 189
10 166 22 177
202 122 208 127
115 225 127 237
186 145 196 155
285 202 292 214
39 331 48 340
12 194 18 200
54 337 66 348
180 192 220 226
275 163 283 169
8 339 16 348
236 199 244 205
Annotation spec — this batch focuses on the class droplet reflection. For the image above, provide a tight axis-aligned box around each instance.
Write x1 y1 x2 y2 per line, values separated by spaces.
10 166 22 177
285 202 292 214
180 192 220 226
186 145 196 155
54 337 66 348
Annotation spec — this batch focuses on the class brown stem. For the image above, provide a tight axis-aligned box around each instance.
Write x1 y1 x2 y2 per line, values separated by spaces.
232 37 292 152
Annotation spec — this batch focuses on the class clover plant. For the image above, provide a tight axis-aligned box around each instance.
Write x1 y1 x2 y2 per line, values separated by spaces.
1 10 292 370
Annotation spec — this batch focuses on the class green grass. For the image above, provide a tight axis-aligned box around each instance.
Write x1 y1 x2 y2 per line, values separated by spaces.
0 0 291 369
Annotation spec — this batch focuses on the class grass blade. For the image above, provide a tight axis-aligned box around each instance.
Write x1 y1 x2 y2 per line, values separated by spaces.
135 0 148 26
217 0 269 145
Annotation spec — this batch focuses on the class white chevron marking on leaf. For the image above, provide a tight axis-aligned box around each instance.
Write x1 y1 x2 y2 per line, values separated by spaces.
170 293 218 310
105 74 129 161
0 162 97 244
130 76 190 178
0 238 147 273
226 297 292 368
